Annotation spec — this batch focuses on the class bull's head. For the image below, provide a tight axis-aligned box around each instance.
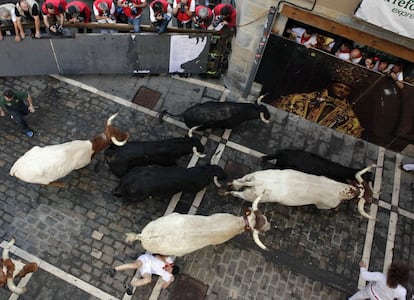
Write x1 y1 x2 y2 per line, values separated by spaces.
245 196 270 250
1 238 38 295
105 113 129 146
91 113 129 156
353 164 376 220
256 95 271 123
187 136 206 158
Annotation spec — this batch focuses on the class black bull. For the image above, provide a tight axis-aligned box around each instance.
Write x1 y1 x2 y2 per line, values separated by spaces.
112 165 227 200
262 149 374 183
104 137 205 177
158 101 271 130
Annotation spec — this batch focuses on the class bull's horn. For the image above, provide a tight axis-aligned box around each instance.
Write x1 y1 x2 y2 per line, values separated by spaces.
2 238 15 260
213 176 221 188
253 229 268 250
111 136 128 146
125 232 141 243
357 198 376 220
188 125 202 138
355 164 376 183
252 195 261 211
256 93 270 105
192 146 206 158
260 112 270 123
2 239 27 295
257 95 265 105
7 277 26 295
107 112 119 126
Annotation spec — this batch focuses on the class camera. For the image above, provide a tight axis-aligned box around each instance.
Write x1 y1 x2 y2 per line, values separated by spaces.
180 2 185 13
212 15 223 28
126 0 138 14
194 15 202 28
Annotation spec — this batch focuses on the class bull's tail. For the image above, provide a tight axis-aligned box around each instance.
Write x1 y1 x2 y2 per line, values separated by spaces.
158 110 182 123
111 186 123 198
125 232 142 243
261 154 278 165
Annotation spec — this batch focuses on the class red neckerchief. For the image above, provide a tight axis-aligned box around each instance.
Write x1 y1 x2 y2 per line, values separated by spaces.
300 34 311 44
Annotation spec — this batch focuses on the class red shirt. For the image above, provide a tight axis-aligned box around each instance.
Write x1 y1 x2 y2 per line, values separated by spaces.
42 0 66 16
120 0 145 18
150 0 169 13
93 0 114 16
65 1 91 22
194 5 212 29
212 3 236 28
174 0 193 22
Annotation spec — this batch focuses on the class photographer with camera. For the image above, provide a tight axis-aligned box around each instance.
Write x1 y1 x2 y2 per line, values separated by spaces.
41 0 66 35
65 1 91 33
117 0 146 33
149 0 172 34
172 0 194 29
193 5 212 30
208 3 236 32
93 0 116 33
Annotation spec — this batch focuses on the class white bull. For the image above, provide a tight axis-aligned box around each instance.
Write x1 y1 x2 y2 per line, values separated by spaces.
10 113 129 185
125 197 270 256
226 165 375 220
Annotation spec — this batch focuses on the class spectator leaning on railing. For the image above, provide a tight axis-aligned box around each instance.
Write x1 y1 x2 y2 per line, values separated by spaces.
15 0 42 38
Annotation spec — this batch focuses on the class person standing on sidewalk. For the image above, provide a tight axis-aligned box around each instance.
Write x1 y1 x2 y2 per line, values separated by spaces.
107 252 179 295
0 89 35 137
349 260 409 300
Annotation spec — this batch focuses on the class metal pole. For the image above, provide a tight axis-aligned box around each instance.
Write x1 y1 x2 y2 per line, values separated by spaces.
242 6 277 98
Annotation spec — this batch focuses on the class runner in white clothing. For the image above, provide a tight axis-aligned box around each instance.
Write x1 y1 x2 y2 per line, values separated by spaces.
107 252 179 295
349 260 409 300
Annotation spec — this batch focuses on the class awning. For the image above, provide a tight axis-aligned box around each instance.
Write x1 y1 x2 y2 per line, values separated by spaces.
355 0 414 40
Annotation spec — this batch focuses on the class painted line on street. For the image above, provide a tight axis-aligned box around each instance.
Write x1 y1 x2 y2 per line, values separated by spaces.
0 241 118 300
383 154 402 273
358 147 385 289
172 75 227 92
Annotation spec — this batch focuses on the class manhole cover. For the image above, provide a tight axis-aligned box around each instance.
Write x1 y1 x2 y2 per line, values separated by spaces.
224 160 251 180
132 86 161 109
172 274 208 300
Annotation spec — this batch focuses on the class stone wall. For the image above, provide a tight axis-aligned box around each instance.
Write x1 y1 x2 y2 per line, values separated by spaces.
224 0 274 98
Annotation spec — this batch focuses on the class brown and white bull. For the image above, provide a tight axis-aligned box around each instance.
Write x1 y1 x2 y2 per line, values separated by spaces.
225 165 375 220
1 238 38 295
10 113 129 185
125 196 270 256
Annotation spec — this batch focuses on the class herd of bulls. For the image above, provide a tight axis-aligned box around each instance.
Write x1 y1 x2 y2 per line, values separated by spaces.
8 99 376 261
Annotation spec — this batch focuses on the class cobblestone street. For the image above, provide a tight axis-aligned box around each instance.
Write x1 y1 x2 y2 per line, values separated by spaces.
0 74 413 300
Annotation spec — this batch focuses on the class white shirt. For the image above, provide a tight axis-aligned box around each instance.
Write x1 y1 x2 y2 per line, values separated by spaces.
137 253 173 282
360 267 407 300
290 27 317 46
0 3 18 23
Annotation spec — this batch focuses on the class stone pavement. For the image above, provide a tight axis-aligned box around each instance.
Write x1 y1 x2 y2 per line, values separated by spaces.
0 74 413 300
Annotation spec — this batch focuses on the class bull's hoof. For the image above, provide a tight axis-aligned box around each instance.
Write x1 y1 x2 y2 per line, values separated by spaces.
48 181 65 188
112 188 122 198
217 189 228 197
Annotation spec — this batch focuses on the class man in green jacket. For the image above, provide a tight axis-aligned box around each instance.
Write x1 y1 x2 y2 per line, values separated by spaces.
0 89 35 137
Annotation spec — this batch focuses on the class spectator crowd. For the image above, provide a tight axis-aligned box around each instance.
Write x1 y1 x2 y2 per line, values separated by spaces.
0 0 236 36
285 24 408 89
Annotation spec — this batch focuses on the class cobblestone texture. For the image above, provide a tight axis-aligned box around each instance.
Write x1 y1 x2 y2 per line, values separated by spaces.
0 75 413 299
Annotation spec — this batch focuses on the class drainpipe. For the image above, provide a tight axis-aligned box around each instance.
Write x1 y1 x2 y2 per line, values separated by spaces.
242 6 277 98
